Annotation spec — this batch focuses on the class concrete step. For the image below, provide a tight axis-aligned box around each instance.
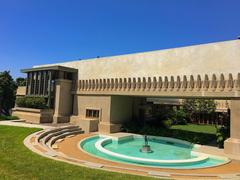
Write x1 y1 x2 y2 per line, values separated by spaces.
37 125 79 142
43 127 81 144
47 129 84 147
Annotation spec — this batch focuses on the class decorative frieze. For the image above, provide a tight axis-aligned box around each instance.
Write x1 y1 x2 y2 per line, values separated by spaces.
74 73 240 97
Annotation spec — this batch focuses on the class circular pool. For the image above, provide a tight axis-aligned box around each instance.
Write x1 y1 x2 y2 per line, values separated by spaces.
79 134 230 169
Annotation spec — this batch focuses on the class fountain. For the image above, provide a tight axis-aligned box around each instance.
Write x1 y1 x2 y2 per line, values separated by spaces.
81 135 229 168
140 135 153 153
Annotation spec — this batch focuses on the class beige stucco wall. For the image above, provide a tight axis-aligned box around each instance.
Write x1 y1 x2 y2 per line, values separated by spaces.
12 107 53 123
35 40 240 79
71 95 137 133
16 86 26 96
73 95 111 122
224 100 240 155
110 96 133 124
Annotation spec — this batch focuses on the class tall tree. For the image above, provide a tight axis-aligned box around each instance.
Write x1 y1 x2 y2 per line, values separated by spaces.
0 71 17 115
15 77 26 86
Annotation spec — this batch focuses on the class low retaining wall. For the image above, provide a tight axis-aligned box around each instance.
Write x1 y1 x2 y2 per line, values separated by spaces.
70 116 99 133
12 107 54 123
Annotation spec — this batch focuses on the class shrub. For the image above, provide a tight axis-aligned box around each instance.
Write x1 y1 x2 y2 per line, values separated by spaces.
16 97 48 109
162 119 172 128
216 125 229 148
171 108 187 125
0 115 19 120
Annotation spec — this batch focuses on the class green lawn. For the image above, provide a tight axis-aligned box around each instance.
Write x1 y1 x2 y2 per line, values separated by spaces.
171 123 217 135
0 125 154 180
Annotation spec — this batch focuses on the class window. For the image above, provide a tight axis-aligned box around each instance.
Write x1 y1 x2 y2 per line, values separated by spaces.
86 109 100 118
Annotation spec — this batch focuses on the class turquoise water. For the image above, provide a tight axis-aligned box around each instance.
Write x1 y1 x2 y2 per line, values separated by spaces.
80 136 227 169
104 137 194 160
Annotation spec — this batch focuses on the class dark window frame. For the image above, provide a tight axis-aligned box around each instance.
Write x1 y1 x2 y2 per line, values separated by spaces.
86 109 100 119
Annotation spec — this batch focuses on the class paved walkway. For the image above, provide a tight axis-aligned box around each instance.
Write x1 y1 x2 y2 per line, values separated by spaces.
196 144 240 161
0 120 54 129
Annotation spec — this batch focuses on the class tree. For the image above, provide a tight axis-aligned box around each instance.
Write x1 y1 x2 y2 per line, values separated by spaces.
15 77 26 86
0 71 17 115
183 99 216 122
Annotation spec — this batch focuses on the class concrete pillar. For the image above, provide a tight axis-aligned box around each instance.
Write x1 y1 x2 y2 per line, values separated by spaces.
224 100 240 155
98 96 134 134
29 73 32 94
38 71 42 95
34 72 37 95
53 79 73 123
26 73 29 95
47 71 52 107
43 71 47 96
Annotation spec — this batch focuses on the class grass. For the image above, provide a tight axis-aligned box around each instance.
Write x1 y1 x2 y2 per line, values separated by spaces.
0 115 19 120
171 123 217 135
0 125 155 180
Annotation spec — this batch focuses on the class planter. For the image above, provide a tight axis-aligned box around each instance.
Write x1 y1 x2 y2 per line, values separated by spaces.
12 107 54 124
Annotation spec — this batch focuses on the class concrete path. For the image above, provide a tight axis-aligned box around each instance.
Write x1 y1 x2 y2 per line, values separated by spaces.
196 144 240 161
0 120 54 129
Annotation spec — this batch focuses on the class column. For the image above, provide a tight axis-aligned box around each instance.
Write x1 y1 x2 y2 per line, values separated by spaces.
224 100 240 155
38 71 42 95
26 73 29 95
29 72 33 95
43 71 47 96
98 96 134 134
47 71 52 107
34 72 38 95
53 79 72 123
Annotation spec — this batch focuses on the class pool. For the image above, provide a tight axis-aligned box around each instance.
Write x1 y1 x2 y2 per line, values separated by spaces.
79 134 230 169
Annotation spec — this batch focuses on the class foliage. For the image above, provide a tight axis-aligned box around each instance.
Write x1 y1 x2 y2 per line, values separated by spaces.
183 99 216 122
216 126 229 148
215 114 230 148
16 96 48 109
0 125 152 180
149 106 175 127
123 122 216 145
0 71 17 115
15 77 26 86
0 115 19 120
170 108 187 125
155 108 173 121
162 119 172 128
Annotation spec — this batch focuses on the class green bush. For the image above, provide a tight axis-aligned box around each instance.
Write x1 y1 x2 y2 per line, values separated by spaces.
171 108 187 125
16 97 47 109
162 119 172 128
216 125 229 148
0 115 19 120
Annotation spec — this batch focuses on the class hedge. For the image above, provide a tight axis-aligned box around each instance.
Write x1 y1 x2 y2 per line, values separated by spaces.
16 97 48 109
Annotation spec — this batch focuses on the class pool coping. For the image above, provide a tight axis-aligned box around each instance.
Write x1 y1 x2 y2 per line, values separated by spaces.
95 137 209 165
78 134 230 170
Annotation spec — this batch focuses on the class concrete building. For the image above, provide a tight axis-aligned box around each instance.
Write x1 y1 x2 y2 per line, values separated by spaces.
13 39 240 155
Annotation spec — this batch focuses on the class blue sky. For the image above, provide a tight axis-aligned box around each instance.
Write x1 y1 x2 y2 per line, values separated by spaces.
0 0 240 78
